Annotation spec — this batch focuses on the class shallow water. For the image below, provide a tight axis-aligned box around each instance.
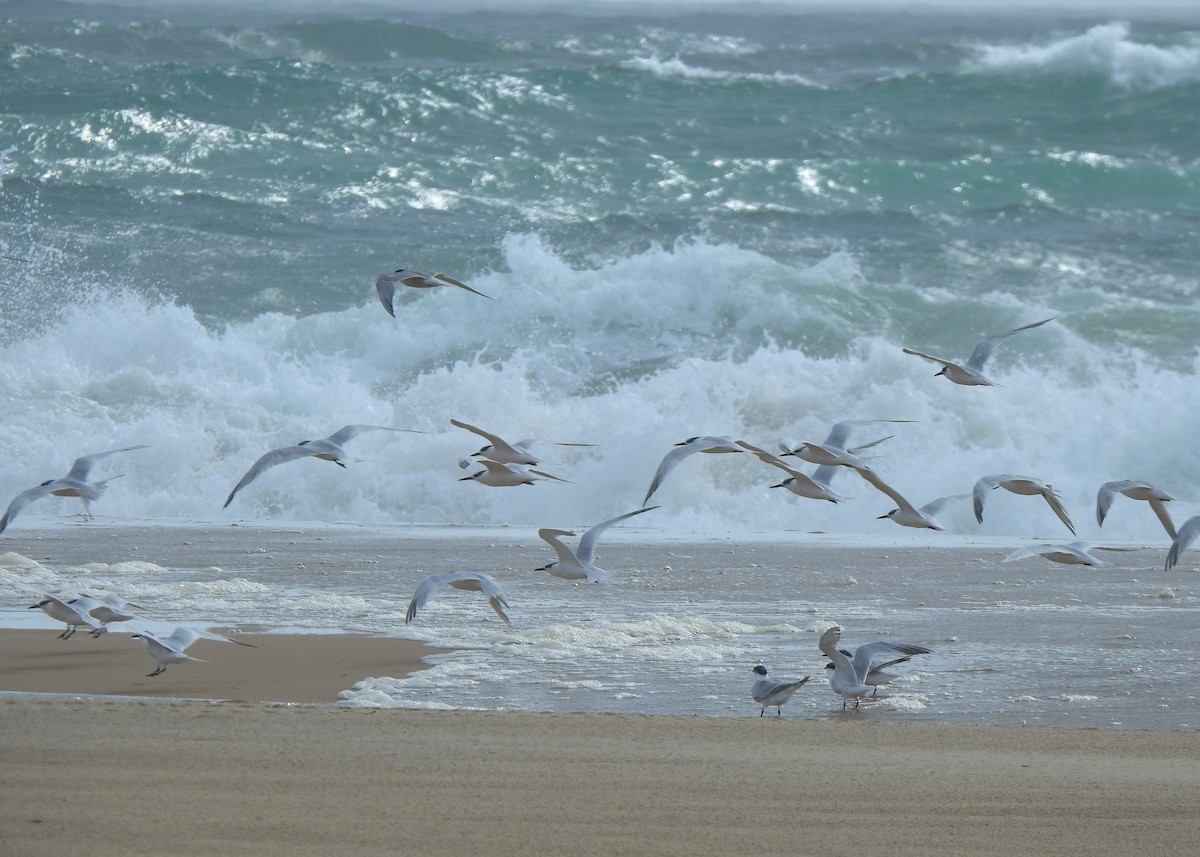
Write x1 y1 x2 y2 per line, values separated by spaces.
2 520 1196 729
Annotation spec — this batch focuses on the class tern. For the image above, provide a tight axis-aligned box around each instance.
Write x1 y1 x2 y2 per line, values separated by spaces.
1164 516 1200 571
857 469 970 531
1003 541 1108 567
902 316 1056 387
451 418 593 467
376 269 493 316
818 626 932 709
825 650 919 696
223 425 420 508
643 436 742 505
0 445 149 534
458 459 570 487
71 593 145 636
28 594 102 638
535 506 659 582
973 474 1076 536
405 571 511 625
130 626 257 676
1096 480 1178 539
782 420 911 472
750 665 811 717
735 440 848 503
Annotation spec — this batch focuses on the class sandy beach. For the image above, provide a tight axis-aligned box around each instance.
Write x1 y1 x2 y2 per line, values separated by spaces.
3 521 1200 854
2 694 1198 857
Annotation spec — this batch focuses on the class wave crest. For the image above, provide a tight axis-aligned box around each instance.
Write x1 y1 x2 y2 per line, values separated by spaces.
967 22 1200 90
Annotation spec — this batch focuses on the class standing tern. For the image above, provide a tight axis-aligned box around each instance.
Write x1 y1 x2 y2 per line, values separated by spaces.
902 316 1056 387
1003 541 1108 567
857 469 970 531
642 436 743 505
130 626 257 676
405 571 511 625
818 626 932 709
535 506 659 582
376 269 493 316
749 665 811 717
0 445 149 534
223 425 421 508
782 420 911 472
735 440 848 503
1096 480 1178 539
973 474 1076 536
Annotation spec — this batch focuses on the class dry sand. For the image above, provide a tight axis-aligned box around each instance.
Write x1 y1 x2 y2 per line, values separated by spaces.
2 629 1199 857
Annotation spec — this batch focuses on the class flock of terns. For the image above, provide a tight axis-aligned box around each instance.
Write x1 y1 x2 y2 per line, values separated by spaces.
8 273 1197 713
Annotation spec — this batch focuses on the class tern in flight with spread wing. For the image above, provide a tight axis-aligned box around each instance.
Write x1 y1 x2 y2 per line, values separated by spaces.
130 626 257 676
405 571 511 625
973 473 1076 536
451 418 594 467
643 436 742 505
535 506 659 582
223 424 421 508
902 316 1056 387
1096 480 1178 539
857 469 970 531
1003 541 1108 567
736 440 849 503
0 445 148 534
376 269 493 316
781 419 909 473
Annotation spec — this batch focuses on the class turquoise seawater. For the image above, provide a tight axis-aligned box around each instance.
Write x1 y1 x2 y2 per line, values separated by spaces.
1 2 1199 537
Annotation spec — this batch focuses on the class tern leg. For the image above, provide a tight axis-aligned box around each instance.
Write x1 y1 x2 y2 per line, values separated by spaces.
148 665 165 676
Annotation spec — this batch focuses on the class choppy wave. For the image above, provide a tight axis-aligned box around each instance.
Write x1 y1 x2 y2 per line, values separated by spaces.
0 234 1197 544
967 21 1200 90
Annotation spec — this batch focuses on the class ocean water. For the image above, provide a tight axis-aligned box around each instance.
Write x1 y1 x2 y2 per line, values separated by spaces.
2 2 1200 724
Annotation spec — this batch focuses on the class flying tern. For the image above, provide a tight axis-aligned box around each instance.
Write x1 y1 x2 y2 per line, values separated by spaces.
376 269 492 316
0 445 149 534
458 459 570 487
642 436 742 505
973 474 1076 536
28 594 103 638
1096 480 1178 539
405 571 511 625
71 593 145 636
750 665 811 717
857 469 970 531
902 316 1056 387
1002 541 1108 567
735 440 848 503
535 506 659 582
1164 515 1200 571
223 424 420 508
451 418 593 467
130 626 257 676
782 420 910 472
